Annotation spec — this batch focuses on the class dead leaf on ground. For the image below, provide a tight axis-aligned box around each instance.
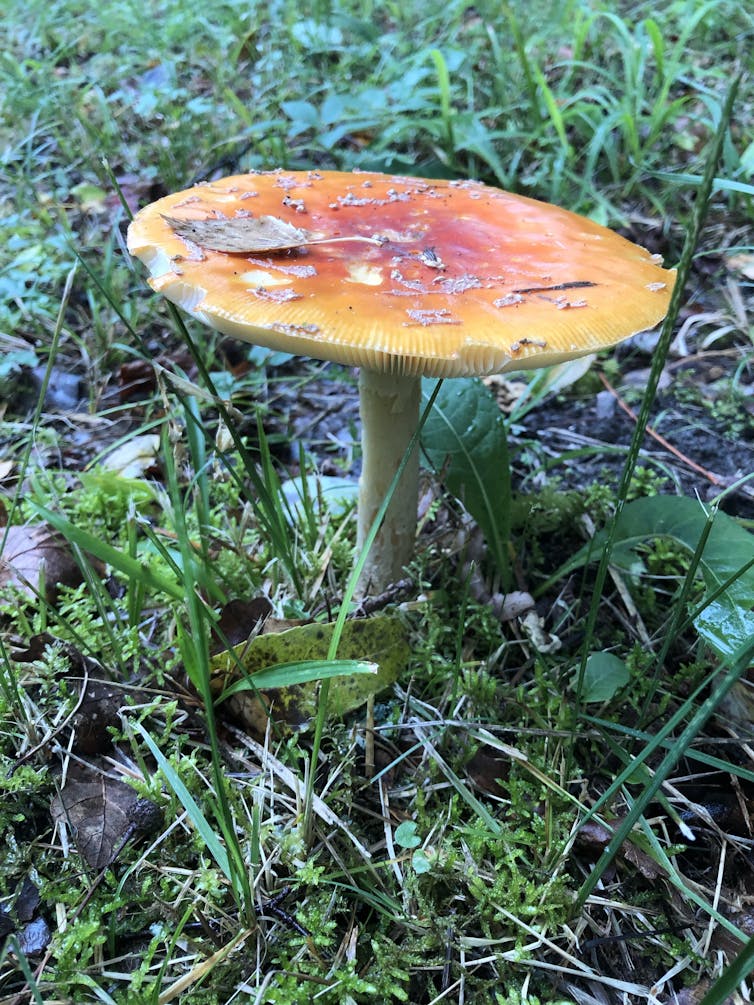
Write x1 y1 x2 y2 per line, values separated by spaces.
210 615 409 738
466 747 510 797
99 433 161 480
71 680 129 755
725 252 754 280
666 984 741 1005
0 877 47 956
711 908 754 956
16 917 52 955
0 877 52 955
577 818 665 880
210 596 273 652
51 763 162 871
0 524 82 599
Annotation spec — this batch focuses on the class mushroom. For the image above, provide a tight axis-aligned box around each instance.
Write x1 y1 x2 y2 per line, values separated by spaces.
127 170 676 593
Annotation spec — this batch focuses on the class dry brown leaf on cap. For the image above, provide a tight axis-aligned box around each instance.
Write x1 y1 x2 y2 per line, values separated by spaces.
164 212 385 254
163 213 317 253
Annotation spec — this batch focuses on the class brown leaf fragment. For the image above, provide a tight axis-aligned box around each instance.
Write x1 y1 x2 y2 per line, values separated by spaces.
51 764 162 871
1 879 49 955
163 214 317 253
711 908 754 956
71 680 127 755
466 748 509 797
210 596 273 653
0 524 82 599
577 820 613 848
119 358 157 403
578 818 664 879
0 911 14 944
621 838 663 879
13 877 41 924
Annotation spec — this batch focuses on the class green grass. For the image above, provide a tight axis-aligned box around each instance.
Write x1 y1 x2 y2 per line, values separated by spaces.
2 0 754 1002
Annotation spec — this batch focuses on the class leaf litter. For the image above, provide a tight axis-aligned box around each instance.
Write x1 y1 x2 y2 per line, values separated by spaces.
164 213 385 254
50 763 163 872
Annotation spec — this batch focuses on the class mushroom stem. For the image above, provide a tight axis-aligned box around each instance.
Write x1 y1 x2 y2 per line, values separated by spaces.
356 368 421 595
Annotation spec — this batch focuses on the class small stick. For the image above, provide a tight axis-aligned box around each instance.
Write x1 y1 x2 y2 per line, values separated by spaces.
598 372 724 486
365 694 375 780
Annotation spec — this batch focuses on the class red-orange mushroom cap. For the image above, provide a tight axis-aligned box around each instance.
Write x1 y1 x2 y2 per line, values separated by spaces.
127 170 676 590
127 170 675 377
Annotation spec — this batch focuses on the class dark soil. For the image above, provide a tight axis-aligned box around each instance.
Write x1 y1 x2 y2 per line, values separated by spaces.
512 349 754 520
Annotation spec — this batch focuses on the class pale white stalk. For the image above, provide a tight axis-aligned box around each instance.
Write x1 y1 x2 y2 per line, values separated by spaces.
356 369 421 594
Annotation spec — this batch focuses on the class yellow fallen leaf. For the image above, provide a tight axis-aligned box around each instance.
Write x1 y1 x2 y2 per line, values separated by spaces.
210 615 409 736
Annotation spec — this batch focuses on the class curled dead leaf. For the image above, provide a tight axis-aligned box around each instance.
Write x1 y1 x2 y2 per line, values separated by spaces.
100 434 161 480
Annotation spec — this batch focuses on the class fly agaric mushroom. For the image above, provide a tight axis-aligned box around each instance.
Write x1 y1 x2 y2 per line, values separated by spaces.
127 170 676 593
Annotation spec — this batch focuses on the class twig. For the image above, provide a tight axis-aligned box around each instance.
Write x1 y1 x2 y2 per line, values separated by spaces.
598 372 723 485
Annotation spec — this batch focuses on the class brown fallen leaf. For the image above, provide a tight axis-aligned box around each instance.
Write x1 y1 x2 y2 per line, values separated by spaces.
51 764 162 871
164 213 317 253
71 680 129 755
164 213 384 254
210 596 273 652
0 876 52 956
465 747 510 797
666 985 740 1005
16 916 51 955
577 818 665 880
0 524 82 599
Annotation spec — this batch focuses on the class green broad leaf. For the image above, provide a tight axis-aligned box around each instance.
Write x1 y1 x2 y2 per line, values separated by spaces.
394 820 421 849
211 614 409 735
581 652 630 703
558 496 754 657
411 849 432 874
421 378 510 583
